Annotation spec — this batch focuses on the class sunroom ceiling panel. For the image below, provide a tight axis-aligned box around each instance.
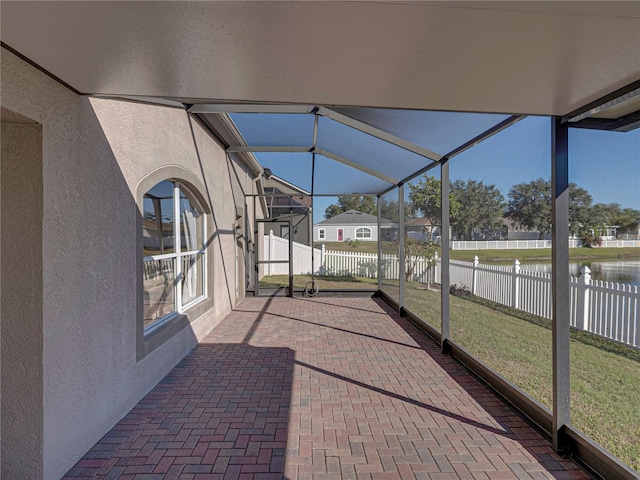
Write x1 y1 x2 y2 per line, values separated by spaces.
313 155 393 195
3 2 639 115
330 108 512 155
229 113 315 147
315 117 431 182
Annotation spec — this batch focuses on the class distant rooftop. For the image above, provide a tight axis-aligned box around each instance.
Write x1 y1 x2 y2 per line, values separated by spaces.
316 209 395 226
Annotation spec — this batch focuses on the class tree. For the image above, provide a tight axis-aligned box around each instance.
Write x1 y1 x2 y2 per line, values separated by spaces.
505 178 593 238
591 204 640 237
589 203 619 235
408 175 460 238
505 178 550 238
324 195 376 219
568 184 592 236
378 197 399 222
615 208 640 236
450 180 505 241
400 237 438 288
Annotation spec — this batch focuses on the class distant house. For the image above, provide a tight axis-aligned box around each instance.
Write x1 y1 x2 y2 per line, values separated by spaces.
404 217 442 242
503 218 549 240
313 210 396 242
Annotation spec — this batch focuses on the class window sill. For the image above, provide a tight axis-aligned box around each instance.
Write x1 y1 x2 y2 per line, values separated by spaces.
137 297 213 361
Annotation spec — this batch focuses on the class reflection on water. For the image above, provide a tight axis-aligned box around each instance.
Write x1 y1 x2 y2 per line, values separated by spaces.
522 261 640 287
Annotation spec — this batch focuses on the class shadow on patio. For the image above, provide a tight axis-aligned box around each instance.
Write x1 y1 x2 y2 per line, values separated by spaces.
64 296 591 479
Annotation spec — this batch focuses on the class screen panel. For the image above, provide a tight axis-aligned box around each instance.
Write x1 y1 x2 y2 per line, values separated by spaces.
316 116 430 182
230 113 315 147
332 107 511 155
313 154 393 195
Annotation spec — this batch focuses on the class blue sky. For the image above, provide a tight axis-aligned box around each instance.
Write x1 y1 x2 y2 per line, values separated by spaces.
253 116 639 225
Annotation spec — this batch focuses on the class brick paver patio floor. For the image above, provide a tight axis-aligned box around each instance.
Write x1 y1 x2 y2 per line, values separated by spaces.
64 296 591 479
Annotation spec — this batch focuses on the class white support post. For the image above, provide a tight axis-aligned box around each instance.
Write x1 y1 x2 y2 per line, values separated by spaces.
433 251 439 285
578 266 591 331
472 255 479 295
512 259 521 309
320 244 325 275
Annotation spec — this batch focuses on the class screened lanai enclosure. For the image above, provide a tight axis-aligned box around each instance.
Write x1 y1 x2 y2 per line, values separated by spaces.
194 105 521 296
2 2 639 479
188 91 640 478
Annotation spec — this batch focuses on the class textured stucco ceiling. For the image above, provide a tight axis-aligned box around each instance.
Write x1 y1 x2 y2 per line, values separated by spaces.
1 1 639 116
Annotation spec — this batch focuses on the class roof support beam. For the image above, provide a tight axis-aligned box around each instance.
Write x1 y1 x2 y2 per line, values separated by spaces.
188 104 315 114
315 148 398 185
227 146 311 153
443 115 525 160
561 80 640 124
317 107 442 162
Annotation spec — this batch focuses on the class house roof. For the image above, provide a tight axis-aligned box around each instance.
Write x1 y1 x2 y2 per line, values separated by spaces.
404 217 437 228
316 210 395 226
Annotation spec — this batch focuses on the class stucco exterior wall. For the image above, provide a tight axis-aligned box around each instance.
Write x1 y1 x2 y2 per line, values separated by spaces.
1 115 43 479
1 48 247 479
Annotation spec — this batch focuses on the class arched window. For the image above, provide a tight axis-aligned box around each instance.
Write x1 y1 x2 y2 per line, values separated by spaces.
355 227 372 239
142 180 206 329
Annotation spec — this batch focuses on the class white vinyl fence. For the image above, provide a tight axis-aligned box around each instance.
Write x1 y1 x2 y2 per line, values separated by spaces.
450 239 640 250
263 238 639 347
262 232 322 275
446 257 639 348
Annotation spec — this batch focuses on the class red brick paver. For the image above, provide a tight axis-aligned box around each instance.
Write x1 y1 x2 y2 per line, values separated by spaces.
64 296 590 479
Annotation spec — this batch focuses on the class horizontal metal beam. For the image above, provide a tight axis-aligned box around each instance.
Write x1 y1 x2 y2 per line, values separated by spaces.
310 193 379 197
568 110 640 132
315 148 398 185
378 160 440 197
188 104 315 114
562 79 640 124
444 115 525 160
562 425 640 479
227 146 311 153
318 107 442 162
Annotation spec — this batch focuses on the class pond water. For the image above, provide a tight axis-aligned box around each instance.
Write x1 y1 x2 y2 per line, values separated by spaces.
522 260 640 287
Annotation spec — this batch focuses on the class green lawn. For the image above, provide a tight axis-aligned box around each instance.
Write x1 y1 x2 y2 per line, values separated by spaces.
316 241 398 255
259 274 377 290
403 285 640 472
450 246 640 265
317 242 640 265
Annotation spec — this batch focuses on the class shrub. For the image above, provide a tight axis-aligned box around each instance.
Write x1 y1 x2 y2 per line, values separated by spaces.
450 283 471 296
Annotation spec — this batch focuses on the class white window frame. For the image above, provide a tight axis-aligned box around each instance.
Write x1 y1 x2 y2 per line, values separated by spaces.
143 181 207 333
355 226 372 239
318 228 326 240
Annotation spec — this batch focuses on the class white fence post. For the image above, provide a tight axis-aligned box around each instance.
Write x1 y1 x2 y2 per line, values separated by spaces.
434 252 439 285
320 244 325 275
577 266 591 331
268 230 274 276
471 255 479 295
512 259 521 309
